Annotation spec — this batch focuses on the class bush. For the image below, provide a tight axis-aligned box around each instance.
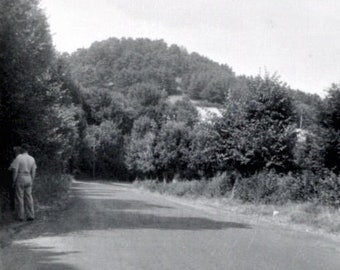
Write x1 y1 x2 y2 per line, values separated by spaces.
203 172 238 197
233 171 279 203
164 180 207 197
318 172 340 207
136 170 340 208
33 173 73 207
278 170 340 207
276 172 316 203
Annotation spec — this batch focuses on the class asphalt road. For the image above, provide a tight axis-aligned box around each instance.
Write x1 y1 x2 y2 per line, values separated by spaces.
1 180 340 270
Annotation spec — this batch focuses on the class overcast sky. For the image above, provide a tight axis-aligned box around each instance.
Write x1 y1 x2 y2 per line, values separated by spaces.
40 0 340 97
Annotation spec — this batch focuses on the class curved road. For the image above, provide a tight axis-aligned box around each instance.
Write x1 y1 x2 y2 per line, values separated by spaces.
1 180 340 270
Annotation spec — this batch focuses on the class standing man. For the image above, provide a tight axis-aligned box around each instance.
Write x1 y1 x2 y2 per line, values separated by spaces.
11 144 37 221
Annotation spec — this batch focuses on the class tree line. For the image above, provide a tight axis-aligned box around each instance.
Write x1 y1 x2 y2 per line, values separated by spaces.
1 0 339 206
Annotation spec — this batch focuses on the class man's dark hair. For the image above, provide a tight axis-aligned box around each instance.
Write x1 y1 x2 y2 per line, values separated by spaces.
13 146 21 156
21 143 30 153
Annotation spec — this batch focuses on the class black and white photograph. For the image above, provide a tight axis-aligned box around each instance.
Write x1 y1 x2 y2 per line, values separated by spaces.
1 0 340 269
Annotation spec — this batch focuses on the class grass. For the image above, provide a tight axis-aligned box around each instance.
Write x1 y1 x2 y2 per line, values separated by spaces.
0 173 73 248
33 173 73 209
0 173 72 232
134 179 340 235
289 203 340 233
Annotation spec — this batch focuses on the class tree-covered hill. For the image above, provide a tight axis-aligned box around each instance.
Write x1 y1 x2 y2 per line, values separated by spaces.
68 37 242 104
68 37 322 125
65 37 339 181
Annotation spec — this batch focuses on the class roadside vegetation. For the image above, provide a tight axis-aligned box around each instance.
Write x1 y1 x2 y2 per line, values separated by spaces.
0 0 78 217
134 172 340 233
33 174 73 209
1 0 339 233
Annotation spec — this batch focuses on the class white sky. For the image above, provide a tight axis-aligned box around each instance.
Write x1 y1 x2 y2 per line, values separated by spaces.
39 0 340 97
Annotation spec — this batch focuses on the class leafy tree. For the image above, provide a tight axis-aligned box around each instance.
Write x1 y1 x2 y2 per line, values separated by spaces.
109 92 136 134
319 85 340 173
82 87 114 124
38 104 81 172
188 121 220 178
0 0 82 173
125 116 158 178
167 98 199 127
127 82 164 109
0 0 55 165
82 121 124 178
214 75 297 175
294 126 327 174
154 121 191 182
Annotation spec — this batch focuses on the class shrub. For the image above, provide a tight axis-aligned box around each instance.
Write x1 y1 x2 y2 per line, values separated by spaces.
203 172 238 197
276 172 316 203
318 172 340 207
166 180 207 197
33 173 73 206
233 171 279 203
136 170 340 208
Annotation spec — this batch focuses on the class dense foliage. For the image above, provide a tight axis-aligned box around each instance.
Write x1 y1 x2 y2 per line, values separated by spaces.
0 0 82 211
66 37 340 206
0 0 82 171
211 76 297 174
69 38 240 103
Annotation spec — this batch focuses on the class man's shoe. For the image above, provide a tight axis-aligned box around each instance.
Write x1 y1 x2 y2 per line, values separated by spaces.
27 217 34 221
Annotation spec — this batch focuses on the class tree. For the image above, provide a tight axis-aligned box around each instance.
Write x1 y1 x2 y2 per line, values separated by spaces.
38 104 81 172
214 75 297 175
188 121 220 178
294 126 327 174
0 0 82 173
0 0 55 165
167 98 199 127
83 121 123 178
127 82 164 109
319 85 340 173
154 121 191 182
125 116 158 178
82 87 114 124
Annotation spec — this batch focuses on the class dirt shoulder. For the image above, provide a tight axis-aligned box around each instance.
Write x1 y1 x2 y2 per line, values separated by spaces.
0 187 72 249
134 185 340 244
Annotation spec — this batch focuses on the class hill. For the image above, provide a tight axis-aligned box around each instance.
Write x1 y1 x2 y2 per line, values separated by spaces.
68 37 244 104
68 37 321 126
63 37 329 179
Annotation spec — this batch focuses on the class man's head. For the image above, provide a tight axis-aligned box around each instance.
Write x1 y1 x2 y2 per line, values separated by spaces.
13 146 21 156
21 143 30 153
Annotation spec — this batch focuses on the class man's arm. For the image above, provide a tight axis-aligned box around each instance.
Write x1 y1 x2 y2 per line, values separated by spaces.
11 157 19 186
31 168 36 182
12 168 18 187
31 160 37 182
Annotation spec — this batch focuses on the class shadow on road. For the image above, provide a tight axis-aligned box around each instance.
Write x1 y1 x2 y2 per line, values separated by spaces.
25 248 80 270
13 181 251 240
1 243 80 270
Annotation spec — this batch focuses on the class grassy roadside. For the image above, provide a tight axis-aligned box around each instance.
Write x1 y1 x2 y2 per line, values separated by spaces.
0 173 73 228
0 173 73 248
134 180 340 235
33 173 73 210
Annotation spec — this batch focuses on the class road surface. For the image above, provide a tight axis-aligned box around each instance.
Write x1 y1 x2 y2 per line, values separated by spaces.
1 180 340 270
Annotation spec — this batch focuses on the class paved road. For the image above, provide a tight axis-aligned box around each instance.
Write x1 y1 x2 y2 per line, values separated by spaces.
1 180 340 270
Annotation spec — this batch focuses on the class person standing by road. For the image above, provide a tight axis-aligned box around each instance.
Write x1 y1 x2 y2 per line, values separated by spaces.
11 144 37 221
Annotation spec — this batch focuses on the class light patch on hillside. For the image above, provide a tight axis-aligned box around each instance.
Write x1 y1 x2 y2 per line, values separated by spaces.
196 106 222 121
166 94 223 121
167 95 185 104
